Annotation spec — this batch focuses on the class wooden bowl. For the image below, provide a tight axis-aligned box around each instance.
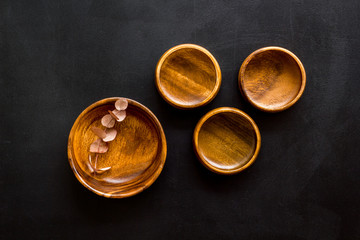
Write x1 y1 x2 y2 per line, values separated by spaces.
155 44 222 109
193 107 261 174
238 46 306 112
67 98 167 198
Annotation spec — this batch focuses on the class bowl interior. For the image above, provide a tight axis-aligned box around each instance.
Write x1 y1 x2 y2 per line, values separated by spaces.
242 49 303 110
197 111 257 172
68 99 166 197
158 47 217 107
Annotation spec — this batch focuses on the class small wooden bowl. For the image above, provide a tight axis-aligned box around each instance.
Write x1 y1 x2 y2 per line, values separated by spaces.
193 107 261 174
239 46 306 112
67 98 167 198
155 44 222 109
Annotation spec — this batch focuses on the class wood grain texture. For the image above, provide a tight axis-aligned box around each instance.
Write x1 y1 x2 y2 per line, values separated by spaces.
239 46 306 112
155 44 221 109
193 107 261 175
68 98 167 198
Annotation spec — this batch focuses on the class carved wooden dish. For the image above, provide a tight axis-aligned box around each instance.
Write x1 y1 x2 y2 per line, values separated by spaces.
155 44 222 109
239 46 306 112
68 98 167 198
193 107 261 175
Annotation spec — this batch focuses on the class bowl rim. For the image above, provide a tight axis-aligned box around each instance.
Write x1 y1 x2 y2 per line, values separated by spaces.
67 97 167 198
155 43 222 109
238 46 306 112
193 107 261 175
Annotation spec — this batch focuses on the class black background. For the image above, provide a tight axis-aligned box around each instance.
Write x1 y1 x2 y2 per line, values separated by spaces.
1 0 360 239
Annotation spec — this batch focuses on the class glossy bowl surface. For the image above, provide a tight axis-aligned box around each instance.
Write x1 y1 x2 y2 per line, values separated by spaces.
193 107 261 174
68 97 167 198
156 44 221 109
239 46 306 112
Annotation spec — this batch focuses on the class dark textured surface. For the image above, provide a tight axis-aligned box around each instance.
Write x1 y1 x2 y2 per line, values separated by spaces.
1 0 359 239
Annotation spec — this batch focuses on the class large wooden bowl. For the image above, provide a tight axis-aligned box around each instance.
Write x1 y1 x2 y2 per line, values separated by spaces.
155 44 222 109
193 107 261 175
67 98 167 198
239 47 306 112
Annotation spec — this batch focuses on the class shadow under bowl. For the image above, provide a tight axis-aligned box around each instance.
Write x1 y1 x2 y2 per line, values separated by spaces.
67 98 167 198
193 107 261 175
155 44 222 109
239 46 306 112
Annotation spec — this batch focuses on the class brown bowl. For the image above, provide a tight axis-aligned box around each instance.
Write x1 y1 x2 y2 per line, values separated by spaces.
155 44 222 109
67 98 167 198
193 107 261 174
238 46 306 112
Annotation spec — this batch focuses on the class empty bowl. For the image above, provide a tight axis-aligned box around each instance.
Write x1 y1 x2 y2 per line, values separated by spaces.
238 46 306 112
193 107 261 174
155 44 222 109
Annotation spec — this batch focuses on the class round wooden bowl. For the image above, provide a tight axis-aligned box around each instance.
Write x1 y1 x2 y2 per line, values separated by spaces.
155 44 222 109
238 46 306 112
67 98 167 198
193 107 261 175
